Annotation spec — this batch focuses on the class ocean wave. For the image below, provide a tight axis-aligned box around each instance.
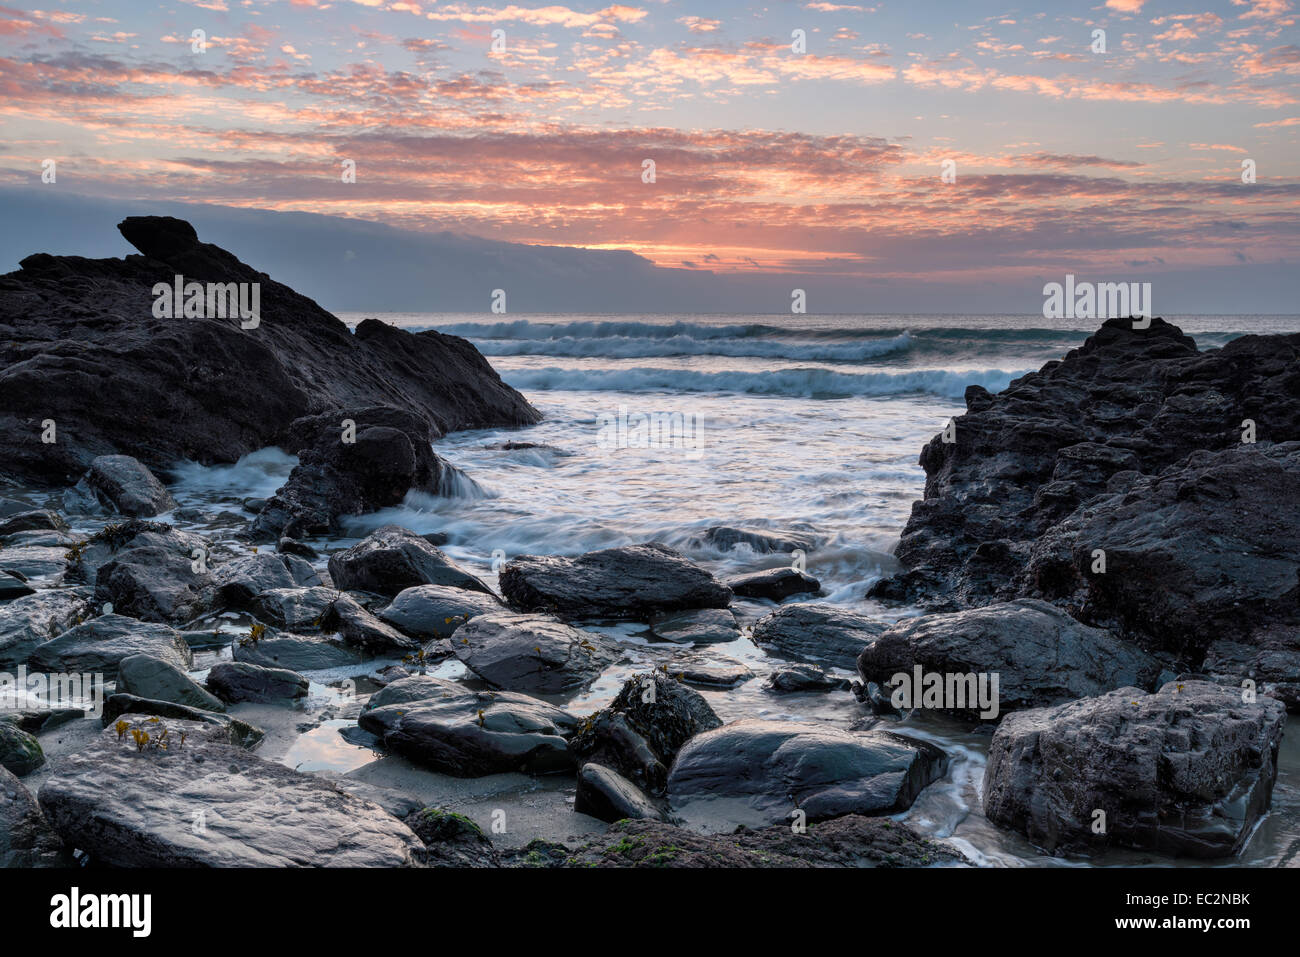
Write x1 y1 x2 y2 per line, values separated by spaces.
502 365 1029 400
432 319 778 341
472 332 914 361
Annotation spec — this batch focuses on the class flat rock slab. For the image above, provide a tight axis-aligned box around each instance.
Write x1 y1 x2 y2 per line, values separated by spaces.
234 631 363 672
648 607 740 645
327 525 491 597
752 603 886 670
29 614 192 678
537 815 961 868
666 654 753 688
452 611 618 694
359 675 579 776
667 718 948 829
500 542 732 620
983 680 1287 858
37 718 422 866
858 598 1163 720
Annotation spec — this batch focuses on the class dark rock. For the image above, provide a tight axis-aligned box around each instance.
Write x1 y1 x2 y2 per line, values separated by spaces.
0 510 67 536
249 411 471 541
857 599 1163 721
751 603 886 670
37 717 422 866
250 586 418 655
206 661 308 703
983 680 1286 858
699 525 816 555
359 675 579 776
667 719 948 827
73 455 177 517
277 537 317 559
281 554 321 587
666 653 753 688
500 542 732 620
647 607 740 644
1021 443 1300 665
0 709 85 734
327 524 492 597
117 653 225 713
872 319 1300 616
767 664 851 693
234 631 363 672
451 611 617 694
94 543 215 623
547 815 961 868
403 807 501 866
67 520 207 585
0 722 44 776
575 763 666 823
376 583 502 640
0 587 93 669
0 765 67 866
212 552 296 608
0 575 36 601
571 672 721 795
0 216 538 487
726 567 821 602
30 614 192 677
100 695 264 748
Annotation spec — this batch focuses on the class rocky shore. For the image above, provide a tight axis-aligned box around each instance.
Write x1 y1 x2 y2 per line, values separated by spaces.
1 222 1295 867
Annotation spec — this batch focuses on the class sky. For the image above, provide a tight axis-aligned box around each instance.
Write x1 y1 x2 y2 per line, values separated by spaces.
0 0 1297 313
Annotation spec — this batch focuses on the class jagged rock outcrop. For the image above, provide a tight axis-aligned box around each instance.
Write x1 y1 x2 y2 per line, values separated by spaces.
0 216 539 486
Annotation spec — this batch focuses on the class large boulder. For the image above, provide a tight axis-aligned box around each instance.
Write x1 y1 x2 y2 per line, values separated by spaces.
376 583 503 640
0 587 94 669
570 672 722 794
667 719 948 828
983 680 1287 858
37 717 423 866
30 614 192 677
359 675 580 776
751 603 886 670
872 319 1300 613
116 653 225 713
1021 443 1300 665
70 455 177 517
212 552 297 609
0 216 539 487
248 410 469 541
66 520 208 585
0 765 66 866
451 611 618 694
327 524 491 597
857 598 1163 720
94 544 215 624
500 542 732 620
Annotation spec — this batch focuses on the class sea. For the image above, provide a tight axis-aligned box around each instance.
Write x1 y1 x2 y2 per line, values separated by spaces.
164 312 1300 867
